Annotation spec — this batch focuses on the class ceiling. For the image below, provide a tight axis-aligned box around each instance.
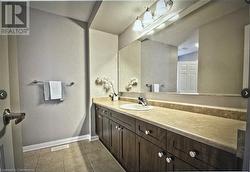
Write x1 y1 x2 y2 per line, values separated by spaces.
30 1 96 22
90 0 156 35
178 30 198 56
149 0 247 46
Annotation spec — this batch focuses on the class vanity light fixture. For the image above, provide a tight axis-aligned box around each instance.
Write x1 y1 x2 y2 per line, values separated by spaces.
155 0 167 17
143 7 153 25
133 16 143 32
169 14 179 21
147 30 155 35
167 0 174 10
156 23 166 30
132 0 174 32
155 0 173 17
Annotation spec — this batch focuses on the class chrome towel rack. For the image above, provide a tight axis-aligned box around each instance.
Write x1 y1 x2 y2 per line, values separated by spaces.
31 80 75 87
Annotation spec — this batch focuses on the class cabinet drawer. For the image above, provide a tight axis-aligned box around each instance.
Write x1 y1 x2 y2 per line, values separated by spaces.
136 120 167 149
166 153 198 171
95 105 109 117
167 131 239 170
110 111 136 132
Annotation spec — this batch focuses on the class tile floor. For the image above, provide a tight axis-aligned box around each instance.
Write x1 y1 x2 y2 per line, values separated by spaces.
24 140 125 172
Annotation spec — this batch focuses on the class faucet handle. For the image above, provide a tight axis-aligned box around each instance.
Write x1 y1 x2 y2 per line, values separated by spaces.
138 96 143 100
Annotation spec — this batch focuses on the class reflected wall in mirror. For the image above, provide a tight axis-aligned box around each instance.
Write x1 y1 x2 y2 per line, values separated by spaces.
119 0 250 95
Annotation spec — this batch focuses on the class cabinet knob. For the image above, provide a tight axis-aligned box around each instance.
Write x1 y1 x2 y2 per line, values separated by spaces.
98 115 101 118
166 157 172 163
115 126 121 130
145 130 151 135
189 151 197 158
158 151 165 158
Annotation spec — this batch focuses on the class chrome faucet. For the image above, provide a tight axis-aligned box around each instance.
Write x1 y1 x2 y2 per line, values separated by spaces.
138 97 148 106
109 92 118 101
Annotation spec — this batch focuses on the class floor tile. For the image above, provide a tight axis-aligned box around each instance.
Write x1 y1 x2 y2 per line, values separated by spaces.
64 154 89 166
36 161 64 172
82 140 104 154
24 157 38 170
86 149 113 163
24 140 124 172
24 151 39 170
90 159 125 172
64 160 93 172
37 151 64 166
24 150 40 159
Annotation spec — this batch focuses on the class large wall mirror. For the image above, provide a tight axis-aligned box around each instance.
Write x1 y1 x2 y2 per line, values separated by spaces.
119 0 250 95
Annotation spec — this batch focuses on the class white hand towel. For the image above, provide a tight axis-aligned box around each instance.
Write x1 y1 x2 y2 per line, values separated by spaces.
49 81 63 100
152 84 160 92
43 82 50 101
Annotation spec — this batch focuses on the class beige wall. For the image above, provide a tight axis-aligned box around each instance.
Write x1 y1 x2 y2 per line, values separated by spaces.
119 40 141 92
141 40 178 92
89 29 118 97
198 7 249 94
89 29 118 135
17 9 88 146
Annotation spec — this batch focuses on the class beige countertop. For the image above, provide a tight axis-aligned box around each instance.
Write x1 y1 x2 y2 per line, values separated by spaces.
93 99 246 154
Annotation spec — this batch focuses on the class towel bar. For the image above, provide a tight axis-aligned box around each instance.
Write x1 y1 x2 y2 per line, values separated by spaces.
31 80 75 87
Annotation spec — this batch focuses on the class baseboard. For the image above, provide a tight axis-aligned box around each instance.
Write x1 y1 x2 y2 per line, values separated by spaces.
23 134 90 152
90 135 99 141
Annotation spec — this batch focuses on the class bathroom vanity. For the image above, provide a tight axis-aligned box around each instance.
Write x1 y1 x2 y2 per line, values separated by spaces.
92 0 249 171
94 99 245 171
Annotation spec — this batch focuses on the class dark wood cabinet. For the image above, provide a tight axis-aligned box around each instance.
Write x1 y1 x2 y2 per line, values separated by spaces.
102 115 110 147
95 105 242 172
120 127 136 172
167 131 239 170
95 107 103 141
110 120 120 160
109 120 136 172
136 120 167 149
136 136 167 172
95 106 110 147
166 153 197 171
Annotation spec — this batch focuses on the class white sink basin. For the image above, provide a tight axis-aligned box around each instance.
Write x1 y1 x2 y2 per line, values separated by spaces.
119 104 153 111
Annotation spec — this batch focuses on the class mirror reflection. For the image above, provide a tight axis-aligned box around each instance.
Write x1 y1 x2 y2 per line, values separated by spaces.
119 0 249 95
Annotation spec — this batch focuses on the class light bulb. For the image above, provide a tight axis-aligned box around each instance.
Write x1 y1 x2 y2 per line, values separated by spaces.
143 8 153 25
155 0 167 17
133 17 143 32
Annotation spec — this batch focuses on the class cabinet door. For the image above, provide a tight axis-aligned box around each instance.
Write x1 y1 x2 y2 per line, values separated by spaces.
95 111 103 141
110 120 120 160
136 136 166 172
102 116 110 148
120 127 136 172
166 153 197 171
